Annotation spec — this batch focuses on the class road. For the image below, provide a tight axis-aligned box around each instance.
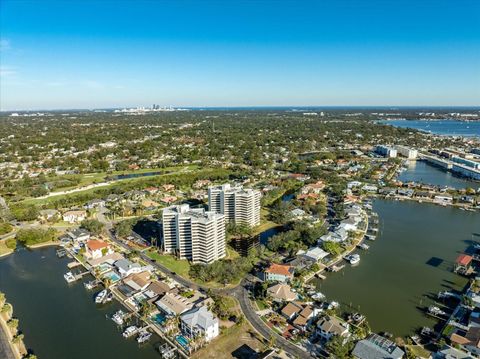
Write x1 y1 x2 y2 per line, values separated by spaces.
230 283 314 359
103 220 314 358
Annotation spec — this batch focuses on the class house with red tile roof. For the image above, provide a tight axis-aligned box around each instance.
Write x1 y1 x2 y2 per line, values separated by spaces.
263 263 294 282
85 239 112 259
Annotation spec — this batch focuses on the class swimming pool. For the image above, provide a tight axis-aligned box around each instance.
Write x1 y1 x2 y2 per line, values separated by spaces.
152 313 166 324
104 271 120 283
175 335 189 349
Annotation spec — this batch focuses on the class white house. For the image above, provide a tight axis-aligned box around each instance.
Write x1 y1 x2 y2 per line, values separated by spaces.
85 240 112 260
114 259 142 277
180 306 219 342
62 210 87 223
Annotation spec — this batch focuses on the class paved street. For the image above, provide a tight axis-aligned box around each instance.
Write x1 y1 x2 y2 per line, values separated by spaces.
231 283 314 359
105 224 315 358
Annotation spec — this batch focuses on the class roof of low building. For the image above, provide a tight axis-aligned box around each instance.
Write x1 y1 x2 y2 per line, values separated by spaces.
352 333 404 359
265 263 294 277
317 315 349 336
456 254 473 266
281 302 302 317
86 239 109 251
266 283 296 301
180 306 218 331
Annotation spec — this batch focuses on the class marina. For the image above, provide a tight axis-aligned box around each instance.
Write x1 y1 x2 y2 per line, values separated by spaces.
314 199 478 337
0 246 175 359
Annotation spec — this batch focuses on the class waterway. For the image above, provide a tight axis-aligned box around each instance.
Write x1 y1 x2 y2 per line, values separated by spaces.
398 160 480 190
314 199 479 337
0 247 165 359
379 119 480 137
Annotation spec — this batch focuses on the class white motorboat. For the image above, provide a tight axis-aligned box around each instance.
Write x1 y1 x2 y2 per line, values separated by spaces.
358 243 369 250
428 306 446 316
345 254 360 265
64 272 76 283
111 310 126 325
311 292 325 301
95 289 108 304
137 330 152 344
123 326 138 338
327 301 339 310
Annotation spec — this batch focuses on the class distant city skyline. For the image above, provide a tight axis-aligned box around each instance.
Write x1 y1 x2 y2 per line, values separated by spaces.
1 0 479 110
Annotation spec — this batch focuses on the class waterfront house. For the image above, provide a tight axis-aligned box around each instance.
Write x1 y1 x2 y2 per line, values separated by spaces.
123 271 151 292
434 194 453 205
454 254 474 275
87 252 124 267
300 247 329 263
85 239 112 260
266 283 296 302
155 293 192 316
316 315 350 341
144 280 174 302
434 345 476 359
362 184 378 193
281 302 303 320
114 258 142 277
67 228 90 243
180 306 219 342
352 333 404 359
62 210 87 223
263 263 294 283
292 305 319 331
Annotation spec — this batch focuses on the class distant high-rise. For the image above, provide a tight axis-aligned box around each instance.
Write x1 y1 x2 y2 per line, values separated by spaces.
162 204 225 264
208 184 261 227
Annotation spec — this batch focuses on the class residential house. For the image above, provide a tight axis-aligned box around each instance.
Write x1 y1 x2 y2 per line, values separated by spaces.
263 263 294 283
316 315 350 341
281 302 303 321
300 247 329 263
84 199 105 210
67 228 90 243
85 240 112 260
266 283 296 302
180 306 219 342
114 258 142 277
123 271 151 292
155 293 192 316
63 210 87 223
352 333 404 359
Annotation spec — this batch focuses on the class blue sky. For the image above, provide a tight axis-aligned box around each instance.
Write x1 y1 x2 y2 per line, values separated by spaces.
1 0 479 110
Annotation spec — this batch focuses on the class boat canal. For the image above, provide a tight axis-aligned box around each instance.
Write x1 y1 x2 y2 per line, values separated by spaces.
0 246 169 359
314 199 479 337
398 160 480 190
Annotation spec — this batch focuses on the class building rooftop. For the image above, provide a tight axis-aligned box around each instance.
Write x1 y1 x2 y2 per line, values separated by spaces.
265 263 294 277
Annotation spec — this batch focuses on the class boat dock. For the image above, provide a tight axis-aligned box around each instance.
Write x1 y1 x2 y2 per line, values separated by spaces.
67 261 82 269
159 343 177 359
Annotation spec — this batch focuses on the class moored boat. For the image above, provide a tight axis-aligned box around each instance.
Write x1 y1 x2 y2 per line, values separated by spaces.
123 325 138 338
137 330 152 343
64 272 76 283
95 289 108 304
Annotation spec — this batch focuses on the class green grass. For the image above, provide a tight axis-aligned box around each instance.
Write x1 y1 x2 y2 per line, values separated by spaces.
255 299 268 310
145 250 191 278
21 165 199 205
0 239 14 256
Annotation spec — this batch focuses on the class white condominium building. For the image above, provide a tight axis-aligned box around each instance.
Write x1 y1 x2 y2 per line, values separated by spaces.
162 204 226 264
395 145 418 159
208 184 261 227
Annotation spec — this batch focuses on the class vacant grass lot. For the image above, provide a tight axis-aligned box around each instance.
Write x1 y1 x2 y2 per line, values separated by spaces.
145 250 191 278
191 322 264 359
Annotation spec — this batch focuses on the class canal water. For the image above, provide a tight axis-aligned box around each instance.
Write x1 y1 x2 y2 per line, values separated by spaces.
314 199 479 337
0 247 164 359
379 119 480 137
398 160 480 190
